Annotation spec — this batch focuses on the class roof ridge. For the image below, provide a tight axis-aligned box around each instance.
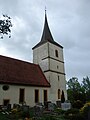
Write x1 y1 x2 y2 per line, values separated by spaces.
0 55 35 65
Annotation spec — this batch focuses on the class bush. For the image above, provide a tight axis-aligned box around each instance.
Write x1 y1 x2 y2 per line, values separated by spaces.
64 108 84 120
80 102 90 119
72 100 84 109
65 113 84 120
39 115 56 120
65 108 79 115
55 108 65 115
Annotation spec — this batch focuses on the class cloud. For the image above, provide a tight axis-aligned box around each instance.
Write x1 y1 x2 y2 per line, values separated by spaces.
0 0 90 82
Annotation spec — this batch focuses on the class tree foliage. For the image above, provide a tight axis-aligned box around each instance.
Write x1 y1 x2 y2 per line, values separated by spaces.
67 77 81 90
82 76 90 92
0 14 12 39
67 76 90 104
82 76 90 101
67 77 83 103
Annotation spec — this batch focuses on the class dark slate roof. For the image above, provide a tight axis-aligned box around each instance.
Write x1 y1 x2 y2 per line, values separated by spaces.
0 55 50 87
32 13 63 49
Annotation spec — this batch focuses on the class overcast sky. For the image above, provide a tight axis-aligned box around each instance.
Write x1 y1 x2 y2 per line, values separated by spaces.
0 0 90 82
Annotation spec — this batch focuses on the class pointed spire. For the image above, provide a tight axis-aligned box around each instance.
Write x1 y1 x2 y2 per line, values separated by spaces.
32 11 63 49
41 10 54 42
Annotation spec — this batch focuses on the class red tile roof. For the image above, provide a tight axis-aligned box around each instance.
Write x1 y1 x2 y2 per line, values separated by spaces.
0 55 50 87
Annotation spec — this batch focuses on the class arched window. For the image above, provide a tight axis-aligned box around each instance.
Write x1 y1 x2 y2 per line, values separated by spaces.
58 89 61 99
61 90 65 103
58 75 59 81
55 50 58 57
57 65 59 69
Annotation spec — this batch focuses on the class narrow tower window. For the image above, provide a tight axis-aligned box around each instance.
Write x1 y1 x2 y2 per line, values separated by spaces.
55 50 58 57
58 89 61 99
58 75 60 81
57 65 59 69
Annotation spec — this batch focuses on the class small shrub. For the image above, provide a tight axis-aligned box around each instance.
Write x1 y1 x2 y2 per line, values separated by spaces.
72 100 83 109
65 113 84 120
65 108 79 116
11 108 18 114
64 108 82 120
21 111 30 118
55 108 65 115
80 102 90 119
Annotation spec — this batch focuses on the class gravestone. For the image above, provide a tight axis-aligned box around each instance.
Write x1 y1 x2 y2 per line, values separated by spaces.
48 103 55 111
0 105 3 110
7 104 11 111
61 103 71 110
56 101 61 108
65 100 70 103
13 104 20 109
22 105 29 113
44 101 51 109
34 104 44 117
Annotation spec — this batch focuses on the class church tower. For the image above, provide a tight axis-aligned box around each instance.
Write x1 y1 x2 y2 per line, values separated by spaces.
32 12 67 103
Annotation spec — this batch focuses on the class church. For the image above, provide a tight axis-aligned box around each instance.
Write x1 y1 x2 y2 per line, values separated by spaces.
0 12 67 107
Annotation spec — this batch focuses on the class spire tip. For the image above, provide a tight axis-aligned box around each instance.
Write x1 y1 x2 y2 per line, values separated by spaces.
45 6 47 14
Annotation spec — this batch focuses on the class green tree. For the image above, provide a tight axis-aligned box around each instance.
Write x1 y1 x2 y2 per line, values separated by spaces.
0 14 12 39
82 76 90 102
67 77 85 104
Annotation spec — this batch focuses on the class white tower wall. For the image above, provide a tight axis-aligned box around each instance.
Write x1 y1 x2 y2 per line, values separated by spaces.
33 42 67 102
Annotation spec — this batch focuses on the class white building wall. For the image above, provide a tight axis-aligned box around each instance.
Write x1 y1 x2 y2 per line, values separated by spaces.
45 72 67 102
33 43 48 65
33 42 65 74
50 59 64 73
0 84 49 107
49 42 64 62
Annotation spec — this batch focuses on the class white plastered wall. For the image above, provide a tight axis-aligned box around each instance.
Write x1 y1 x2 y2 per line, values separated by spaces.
33 42 67 102
0 84 49 107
